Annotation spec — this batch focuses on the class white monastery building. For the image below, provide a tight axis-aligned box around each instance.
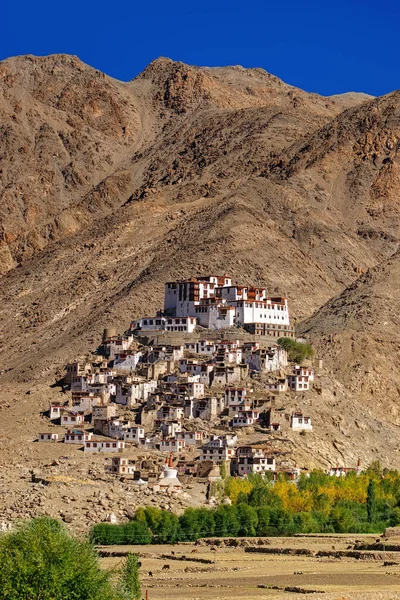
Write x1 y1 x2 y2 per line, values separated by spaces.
131 275 294 335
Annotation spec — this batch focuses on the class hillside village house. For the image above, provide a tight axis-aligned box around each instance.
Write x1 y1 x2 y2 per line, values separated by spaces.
246 345 288 372
176 430 204 446
233 446 276 476
264 380 287 393
115 379 158 406
225 387 249 413
287 373 311 391
109 457 136 476
184 396 225 420
159 438 186 453
291 412 313 431
113 350 143 371
64 361 92 386
123 426 145 443
200 435 236 463
49 403 63 420
185 340 216 355
92 404 117 420
84 439 125 453
61 411 85 427
231 409 260 427
107 419 132 439
160 420 182 438
39 433 59 442
269 422 282 432
64 430 92 444
328 458 363 477
287 365 315 391
293 365 315 381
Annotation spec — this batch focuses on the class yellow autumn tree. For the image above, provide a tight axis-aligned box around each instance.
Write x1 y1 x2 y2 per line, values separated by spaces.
224 477 254 504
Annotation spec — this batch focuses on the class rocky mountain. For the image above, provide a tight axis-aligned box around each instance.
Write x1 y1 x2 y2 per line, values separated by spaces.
299 252 400 425
2 53 400 470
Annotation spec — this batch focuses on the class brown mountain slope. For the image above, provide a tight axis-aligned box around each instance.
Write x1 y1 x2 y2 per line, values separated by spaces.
262 90 400 255
0 54 156 273
299 252 400 424
0 54 367 275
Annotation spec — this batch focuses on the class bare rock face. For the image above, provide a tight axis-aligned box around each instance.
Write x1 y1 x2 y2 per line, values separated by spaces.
0 54 142 273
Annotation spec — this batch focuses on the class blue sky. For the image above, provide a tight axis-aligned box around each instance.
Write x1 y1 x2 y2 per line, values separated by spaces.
2 0 399 96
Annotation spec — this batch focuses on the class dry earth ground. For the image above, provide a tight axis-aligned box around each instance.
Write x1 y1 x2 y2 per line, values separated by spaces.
100 536 400 600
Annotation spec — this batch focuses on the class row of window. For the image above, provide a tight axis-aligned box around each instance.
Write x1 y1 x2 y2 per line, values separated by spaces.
88 442 119 448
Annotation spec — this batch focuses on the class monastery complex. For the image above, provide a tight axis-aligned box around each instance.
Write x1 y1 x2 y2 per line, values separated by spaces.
38 275 361 504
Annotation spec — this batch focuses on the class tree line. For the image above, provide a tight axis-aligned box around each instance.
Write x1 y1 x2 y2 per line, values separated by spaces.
91 464 400 545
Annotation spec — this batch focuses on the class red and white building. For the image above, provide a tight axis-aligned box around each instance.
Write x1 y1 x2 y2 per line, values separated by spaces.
264 380 288 393
290 412 313 431
132 316 197 333
39 433 59 442
123 426 145 443
84 439 125 453
287 373 311 392
164 275 292 333
233 446 276 476
49 403 63 420
231 409 260 428
199 435 237 463
159 438 186 453
176 430 204 446
64 430 92 444
110 457 136 476
61 411 85 427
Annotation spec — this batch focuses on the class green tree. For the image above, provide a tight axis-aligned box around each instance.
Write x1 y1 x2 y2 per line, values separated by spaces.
330 505 356 533
117 554 141 600
277 337 314 363
367 479 377 523
0 517 116 600
214 505 240 537
220 460 227 480
236 504 258 536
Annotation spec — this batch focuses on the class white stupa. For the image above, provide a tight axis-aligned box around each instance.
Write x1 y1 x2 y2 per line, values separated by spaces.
158 454 183 494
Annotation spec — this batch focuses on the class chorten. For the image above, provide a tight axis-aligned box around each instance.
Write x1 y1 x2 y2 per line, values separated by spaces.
158 453 183 494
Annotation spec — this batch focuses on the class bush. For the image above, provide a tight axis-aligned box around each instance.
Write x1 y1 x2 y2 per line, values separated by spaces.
277 337 314 363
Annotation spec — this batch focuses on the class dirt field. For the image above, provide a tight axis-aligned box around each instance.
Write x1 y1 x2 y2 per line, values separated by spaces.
99 535 400 600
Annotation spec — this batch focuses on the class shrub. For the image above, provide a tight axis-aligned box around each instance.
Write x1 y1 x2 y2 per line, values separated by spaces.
277 337 314 363
0 517 116 600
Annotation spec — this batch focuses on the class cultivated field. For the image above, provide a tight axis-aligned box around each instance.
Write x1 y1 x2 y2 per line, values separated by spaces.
99 535 400 600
